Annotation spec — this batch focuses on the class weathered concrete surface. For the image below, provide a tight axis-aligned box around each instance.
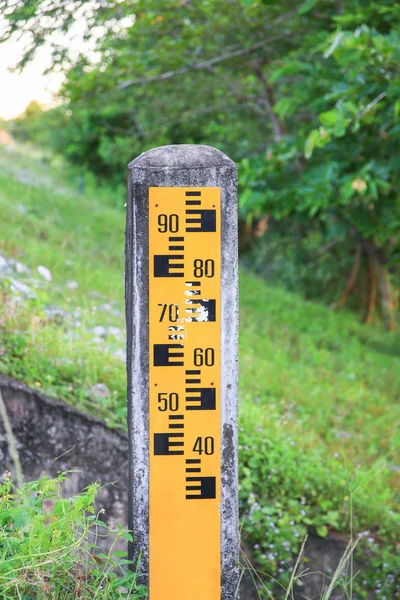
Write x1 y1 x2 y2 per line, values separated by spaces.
126 144 239 598
0 373 129 552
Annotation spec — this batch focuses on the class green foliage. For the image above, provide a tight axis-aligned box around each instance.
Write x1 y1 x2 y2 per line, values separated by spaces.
1 0 400 588
0 471 147 598
9 102 67 150
0 144 126 428
238 3 400 323
0 144 399 595
244 18 400 244
239 407 400 596
2 0 302 178
238 269 400 596
3 0 399 322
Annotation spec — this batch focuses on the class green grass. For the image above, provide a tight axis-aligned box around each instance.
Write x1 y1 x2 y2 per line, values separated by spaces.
0 469 147 599
0 142 399 597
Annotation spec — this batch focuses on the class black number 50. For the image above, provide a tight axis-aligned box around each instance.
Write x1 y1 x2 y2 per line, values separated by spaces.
158 392 179 412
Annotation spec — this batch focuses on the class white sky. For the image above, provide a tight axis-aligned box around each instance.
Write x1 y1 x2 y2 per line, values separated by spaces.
0 38 63 120
0 7 134 121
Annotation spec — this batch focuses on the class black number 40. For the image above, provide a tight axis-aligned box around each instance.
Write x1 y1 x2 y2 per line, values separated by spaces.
193 436 214 455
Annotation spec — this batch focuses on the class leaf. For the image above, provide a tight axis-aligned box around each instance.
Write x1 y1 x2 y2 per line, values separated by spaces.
316 525 329 538
394 99 400 120
54 499 69 516
319 109 339 128
299 0 319 15
121 530 134 542
274 98 292 118
93 519 108 528
304 129 319 159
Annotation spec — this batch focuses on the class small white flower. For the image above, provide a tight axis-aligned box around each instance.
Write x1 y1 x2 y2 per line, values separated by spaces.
66 280 78 289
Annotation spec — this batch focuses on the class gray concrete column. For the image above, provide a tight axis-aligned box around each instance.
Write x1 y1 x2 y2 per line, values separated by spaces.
125 144 239 599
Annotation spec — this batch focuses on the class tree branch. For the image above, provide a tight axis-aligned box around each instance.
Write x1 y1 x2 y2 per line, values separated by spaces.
310 239 339 261
253 62 288 142
119 27 294 90
358 92 386 119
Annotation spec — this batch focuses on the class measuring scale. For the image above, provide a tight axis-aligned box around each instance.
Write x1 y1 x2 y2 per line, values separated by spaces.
149 187 221 599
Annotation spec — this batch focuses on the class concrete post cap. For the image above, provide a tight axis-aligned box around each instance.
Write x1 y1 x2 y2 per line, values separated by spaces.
128 144 236 170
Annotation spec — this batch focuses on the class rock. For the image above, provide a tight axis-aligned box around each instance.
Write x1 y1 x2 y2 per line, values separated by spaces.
88 383 111 401
0 255 12 275
240 531 374 600
113 349 126 362
91 291 105 299
44 306 69 324
99 303 124 318
14 261 31 274
9 278 36 299
292 530 371 600
335 430 353 439
37 265 52 282
92 325 106 337
15 204 27 215
108 326 123 339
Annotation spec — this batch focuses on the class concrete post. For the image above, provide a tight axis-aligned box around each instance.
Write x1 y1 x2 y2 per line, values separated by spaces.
125 144 239 599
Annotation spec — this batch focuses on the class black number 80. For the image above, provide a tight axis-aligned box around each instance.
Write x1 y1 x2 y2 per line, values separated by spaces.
193 259 214 278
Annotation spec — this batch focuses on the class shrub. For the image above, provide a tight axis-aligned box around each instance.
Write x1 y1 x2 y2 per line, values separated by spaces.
0 471 148 599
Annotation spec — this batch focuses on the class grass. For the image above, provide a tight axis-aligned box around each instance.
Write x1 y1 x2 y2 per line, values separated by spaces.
0 465 147 599
0 141 399 598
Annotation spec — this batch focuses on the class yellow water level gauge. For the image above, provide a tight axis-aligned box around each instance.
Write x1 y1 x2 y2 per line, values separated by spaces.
149 187 221 599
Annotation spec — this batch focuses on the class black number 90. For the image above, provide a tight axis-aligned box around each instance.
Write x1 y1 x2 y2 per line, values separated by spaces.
158 214 179 233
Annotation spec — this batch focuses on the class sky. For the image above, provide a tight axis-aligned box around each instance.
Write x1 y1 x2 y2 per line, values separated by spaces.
0 6 135 121
0 38 63 120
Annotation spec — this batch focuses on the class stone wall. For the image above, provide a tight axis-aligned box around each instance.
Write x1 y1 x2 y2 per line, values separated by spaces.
0 373 129 552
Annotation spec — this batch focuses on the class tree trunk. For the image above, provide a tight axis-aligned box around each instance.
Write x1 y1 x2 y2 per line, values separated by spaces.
364 256 377 324
336 244 362 309
361 239 397 331
378 267 396 331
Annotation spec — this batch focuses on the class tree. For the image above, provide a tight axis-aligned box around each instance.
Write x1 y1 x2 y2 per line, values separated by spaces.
2 0 399 325
0 0 309 175
239 0 400 328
